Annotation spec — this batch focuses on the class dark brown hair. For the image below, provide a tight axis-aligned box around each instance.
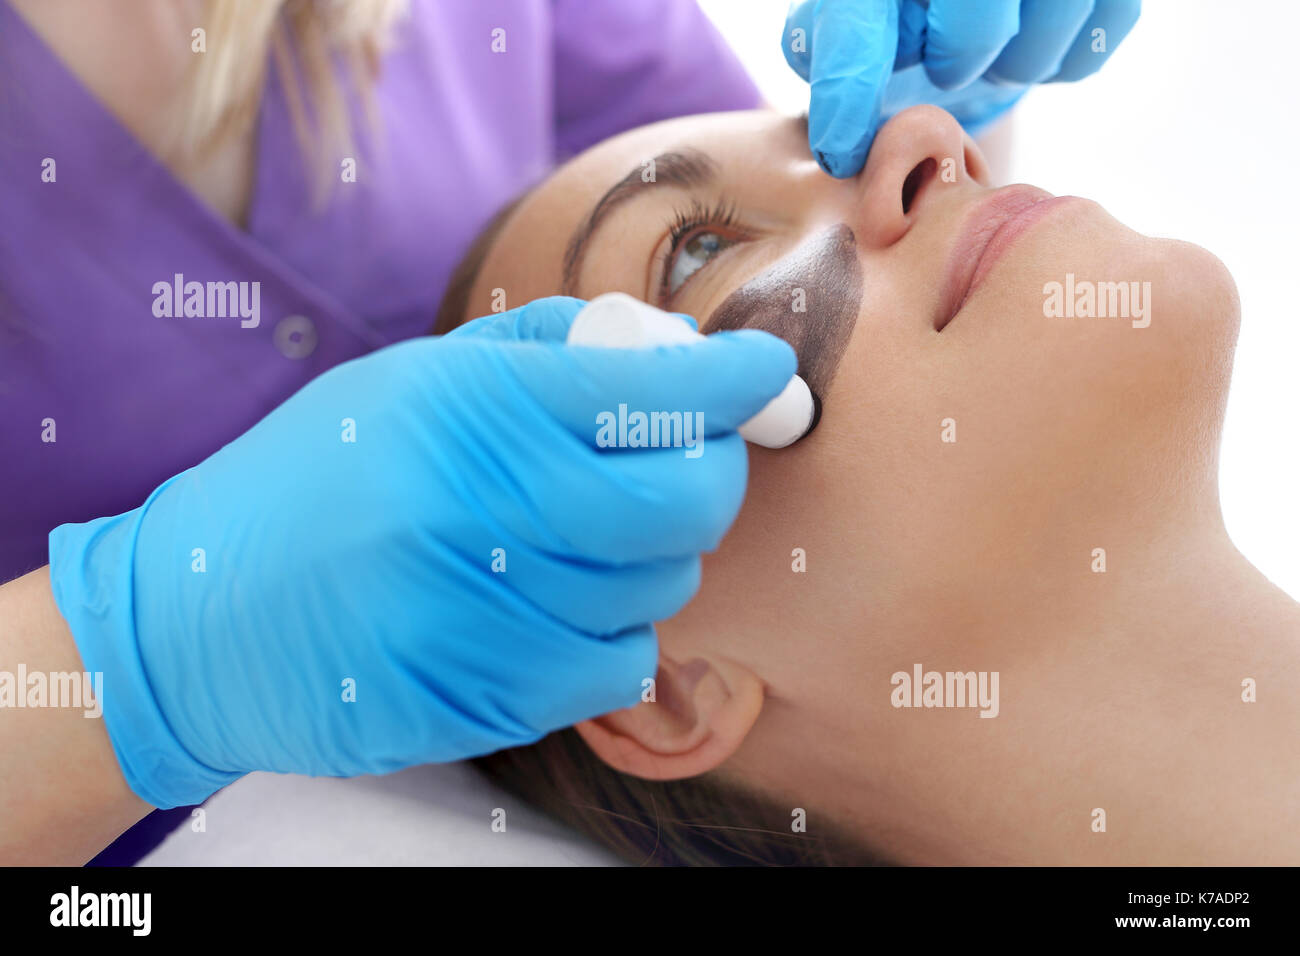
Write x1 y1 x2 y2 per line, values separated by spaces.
436 195 883 866
432 193 529 335
475 729 882 866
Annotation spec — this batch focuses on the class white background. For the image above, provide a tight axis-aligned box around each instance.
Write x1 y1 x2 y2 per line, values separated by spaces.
700 0 1300 598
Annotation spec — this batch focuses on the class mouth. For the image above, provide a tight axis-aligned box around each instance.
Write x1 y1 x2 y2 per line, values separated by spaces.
936 185 1069 332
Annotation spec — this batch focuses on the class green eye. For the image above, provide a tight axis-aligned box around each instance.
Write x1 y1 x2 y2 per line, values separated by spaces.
667 230 734 296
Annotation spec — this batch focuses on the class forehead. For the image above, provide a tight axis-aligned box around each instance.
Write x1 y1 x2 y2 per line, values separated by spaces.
466 109 785 319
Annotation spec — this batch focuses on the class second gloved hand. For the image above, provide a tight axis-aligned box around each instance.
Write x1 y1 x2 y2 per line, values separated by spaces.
784 0 1142 177
48 296 796 808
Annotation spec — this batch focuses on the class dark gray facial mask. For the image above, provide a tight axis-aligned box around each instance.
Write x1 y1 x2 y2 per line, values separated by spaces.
705 224 862 403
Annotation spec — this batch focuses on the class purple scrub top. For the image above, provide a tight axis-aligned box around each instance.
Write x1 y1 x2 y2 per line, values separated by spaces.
0 0 759 862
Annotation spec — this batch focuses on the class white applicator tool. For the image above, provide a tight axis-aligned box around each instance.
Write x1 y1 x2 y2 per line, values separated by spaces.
567 292 820 449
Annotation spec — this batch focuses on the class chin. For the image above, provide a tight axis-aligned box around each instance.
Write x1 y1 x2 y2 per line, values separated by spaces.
1062 231 1240 497
1155 237 1241 351
952 215 1240 503
1012 205 1239 379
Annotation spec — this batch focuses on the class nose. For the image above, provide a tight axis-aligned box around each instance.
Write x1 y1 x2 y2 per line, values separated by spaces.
845 105 989 250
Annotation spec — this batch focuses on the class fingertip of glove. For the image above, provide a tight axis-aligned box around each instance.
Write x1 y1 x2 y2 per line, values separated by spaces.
610 623 660 697
806 80 881 178
709 326 797 357
703 328 798 385
923 61 979 92
530 295 590 328
815 144 870 179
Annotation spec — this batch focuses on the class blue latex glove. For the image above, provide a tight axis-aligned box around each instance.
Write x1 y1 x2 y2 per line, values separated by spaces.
48 296 796 809
783 0 1142 177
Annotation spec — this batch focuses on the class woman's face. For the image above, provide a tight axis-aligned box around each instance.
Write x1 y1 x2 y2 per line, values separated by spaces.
460 106 1241 860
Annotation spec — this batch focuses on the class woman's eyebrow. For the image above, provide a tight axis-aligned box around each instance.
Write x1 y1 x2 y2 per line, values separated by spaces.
561 148 717 296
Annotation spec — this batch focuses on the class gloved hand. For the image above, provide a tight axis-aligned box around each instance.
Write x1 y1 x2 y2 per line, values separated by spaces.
48 296 796 809
783 0 1142 177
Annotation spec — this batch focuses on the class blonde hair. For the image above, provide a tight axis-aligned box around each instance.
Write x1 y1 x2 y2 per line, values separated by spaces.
181 0 408 195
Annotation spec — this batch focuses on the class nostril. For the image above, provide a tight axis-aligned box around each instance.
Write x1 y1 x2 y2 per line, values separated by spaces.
901 157 937 215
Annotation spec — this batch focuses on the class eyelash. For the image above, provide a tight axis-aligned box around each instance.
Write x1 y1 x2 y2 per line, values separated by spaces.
658 197 745 304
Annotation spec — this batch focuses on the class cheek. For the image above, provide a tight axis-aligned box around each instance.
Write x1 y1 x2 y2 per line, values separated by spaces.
659 443 869 690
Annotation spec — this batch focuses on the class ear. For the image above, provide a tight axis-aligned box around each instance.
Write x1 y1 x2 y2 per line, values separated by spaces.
573 653 765 780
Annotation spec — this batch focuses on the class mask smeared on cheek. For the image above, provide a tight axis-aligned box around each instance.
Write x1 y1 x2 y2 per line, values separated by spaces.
705 224 861 400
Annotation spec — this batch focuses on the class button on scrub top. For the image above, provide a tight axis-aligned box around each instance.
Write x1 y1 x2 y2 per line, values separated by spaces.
0 0 760 583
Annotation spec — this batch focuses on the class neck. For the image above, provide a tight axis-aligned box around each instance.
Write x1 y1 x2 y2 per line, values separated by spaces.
913 516 1297 864
758 505 1300 864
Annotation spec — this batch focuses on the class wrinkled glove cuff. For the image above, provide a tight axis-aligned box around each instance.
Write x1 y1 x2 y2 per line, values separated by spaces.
48 476 242 809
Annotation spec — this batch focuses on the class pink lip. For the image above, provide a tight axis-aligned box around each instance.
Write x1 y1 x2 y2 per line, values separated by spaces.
937 186 1074 331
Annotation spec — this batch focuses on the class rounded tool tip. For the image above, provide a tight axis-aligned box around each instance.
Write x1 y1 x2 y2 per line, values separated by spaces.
739 373 817 449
